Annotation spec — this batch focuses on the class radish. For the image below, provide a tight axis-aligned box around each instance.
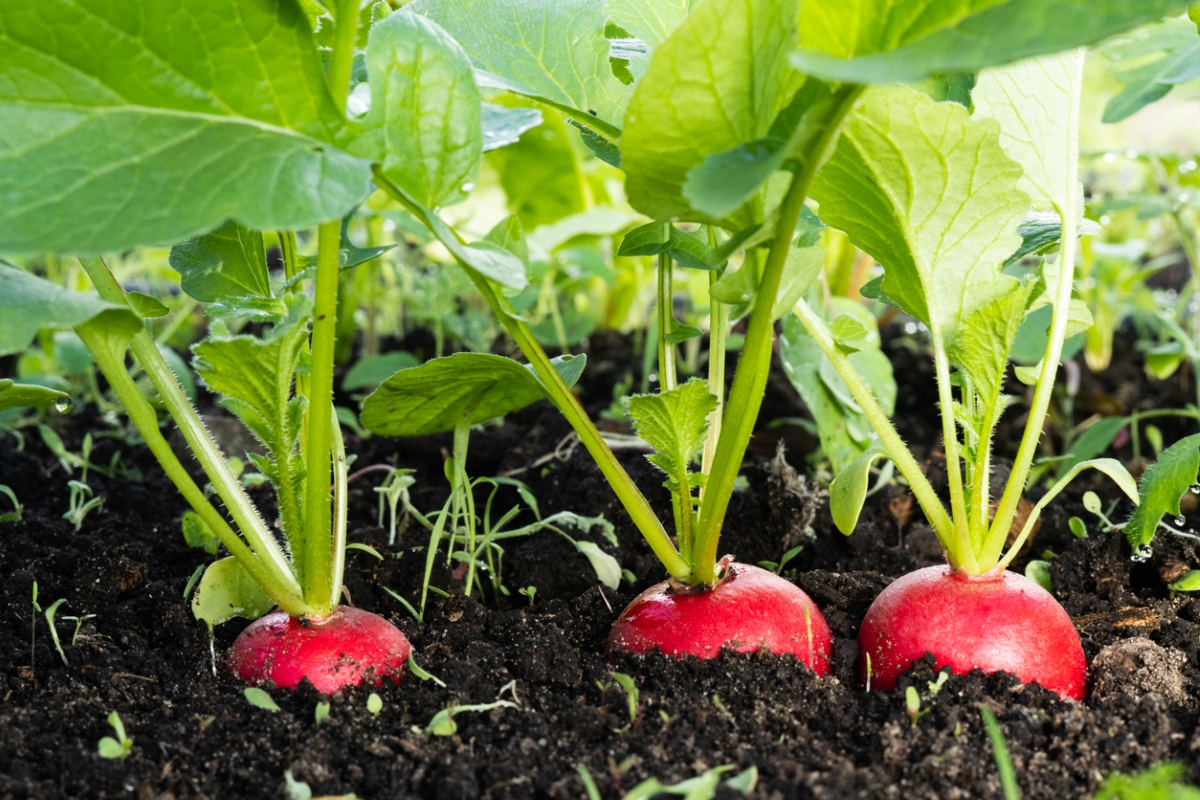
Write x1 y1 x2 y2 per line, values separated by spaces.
608 563 832 673
857 566 1085 700
228 607 411 694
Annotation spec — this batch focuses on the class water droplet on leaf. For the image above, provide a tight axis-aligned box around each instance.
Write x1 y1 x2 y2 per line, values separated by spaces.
1131 544 1153 563
55 396 74 414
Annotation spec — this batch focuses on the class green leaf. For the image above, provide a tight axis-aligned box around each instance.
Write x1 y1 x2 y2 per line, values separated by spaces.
1094 764 1200 800
408 0 630 132
191 557 276 627
1169 570 1200 593
607 0 694 49
829 445 890 535
342 351 420 391
1125 434 1200 549
0 379 68 413
353 10 482 208
1057 416 1127 478
949 279 1038 419
192 308 310 545
0 0 372 253
618 224 718 270
797 0 1005 61
710 245 824 319
830 315 869 353
97 737 130 760
361 352 585 436
1003 212 1103 267
621 0 804 222
1024 559 1053 592
489 109 593 229
0 264 142 357
243 687 282 712
791 0 1188 84
574 541 621 589
481 103 543 152
809 85 1027 350
1103 19 1200 123
169 221 271 304
625 378 718 494
483 215 530 268
127 292 169 319
182 510 220 556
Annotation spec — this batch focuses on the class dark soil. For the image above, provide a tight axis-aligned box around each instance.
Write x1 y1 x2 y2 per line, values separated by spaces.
2 328 1200 800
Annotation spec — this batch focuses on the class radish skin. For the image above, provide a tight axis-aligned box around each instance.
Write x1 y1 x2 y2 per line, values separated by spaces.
607 563 833 674
857 565 1086 700
228 607 410 694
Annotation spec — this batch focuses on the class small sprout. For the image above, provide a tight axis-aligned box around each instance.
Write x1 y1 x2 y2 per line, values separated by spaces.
611 672 640 723
725 765 758 794
61 612 97 646
621 568 636 585
1024 560 1053 593
314 701 331 726
374 468 415 545
345 542 384 560
1082 491 1103 516
181 510 219 555
517 585 537 606
98 711 133 760
1067 516 1087 538
711 693 734 722
285 770 312 800
63 480 103 532
905 686 929 725
577 765 602 800
367 693 383 717
865 651 873 693
658 709 673 725
244 687 281 712
43 597 68 666
1168 569 1200 597
196 714 215 732
407 652 447 687
979 706 1020 800
424 699 517 737
927 671 949 695
0 483 22 522
1145 424 1164 458
183 564 205 600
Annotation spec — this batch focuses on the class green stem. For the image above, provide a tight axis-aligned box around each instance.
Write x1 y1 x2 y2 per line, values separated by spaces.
691 85 863 585
328 403 348 611
700 254 727 496
657 245 677 392
792 299 955 546
75 260 306 612
303 220 341 610
985 51 1085 570
930 332 978 572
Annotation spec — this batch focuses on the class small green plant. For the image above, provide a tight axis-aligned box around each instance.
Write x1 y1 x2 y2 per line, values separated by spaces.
905 686 929 726
244 687 281 713
423 699 518 737
97 711 134 761
979 706 1020 800
314 702 331 727
0 484 22 522
366 693 383 718
42 597 69 666
517 586 537 606
62 480 104 532
1093 763 1200 799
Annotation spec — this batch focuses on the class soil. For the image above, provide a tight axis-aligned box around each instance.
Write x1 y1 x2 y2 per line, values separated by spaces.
3 326 1200 800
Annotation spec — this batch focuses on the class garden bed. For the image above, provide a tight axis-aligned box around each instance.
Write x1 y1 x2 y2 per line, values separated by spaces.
2 330 1199 800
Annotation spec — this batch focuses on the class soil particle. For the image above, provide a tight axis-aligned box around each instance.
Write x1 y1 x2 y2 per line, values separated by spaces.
1089 638 1189 704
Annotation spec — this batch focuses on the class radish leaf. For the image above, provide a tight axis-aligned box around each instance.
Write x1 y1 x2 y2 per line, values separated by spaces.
607 0 694 49
792 0 1188 84
354 10 482 209
810 85 1027 351
1125 434 1200 548
626 378 718 498
169 221 272 305
621 0 803 223
829 445 890 535
409 0 629 132
0 379 68 413
361 352 585 437
0 265 141 357
0 0 371 253
192 557 275 627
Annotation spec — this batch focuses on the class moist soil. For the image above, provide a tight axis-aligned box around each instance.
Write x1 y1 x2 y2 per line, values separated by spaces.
3 327 1200 800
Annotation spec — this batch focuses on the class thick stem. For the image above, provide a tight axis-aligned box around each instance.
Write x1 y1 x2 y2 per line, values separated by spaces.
792 299 956 547
692 85 862 585
701 277 727 494
303 220 341 609
373 171 690 580
985 51 1085 569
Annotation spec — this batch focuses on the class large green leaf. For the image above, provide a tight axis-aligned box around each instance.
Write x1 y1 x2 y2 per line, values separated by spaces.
353 10 482 209
0 0 372 253
361 352 585 437
407 0 630 132
0 379 68 413
791 0 1188 83
1124 434 1200 549
0 264 141 356
809 85 1027 350
620 0 804 222
168 221 270 304
607 0 696 48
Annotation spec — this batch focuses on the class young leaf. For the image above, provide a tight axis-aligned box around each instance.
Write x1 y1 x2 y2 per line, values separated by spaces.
0 0 372 253
408 0 630 132
342 351 421 391
710 246 824 319
1124 434 1200 549
829 445 890 535
625 378 719 496
0 379 68 413
244 687 281 712
948 280 1038 423
192 308 310 545
192 557 276 628
618 224 717 270
1102 20 1200 123
353 10 482 209
791 0 1187 84
0 265 141 357
809 85 1027 351
361 352 586 437
168 221 271 304
574 541 621 590
621 0 804 222
182 511 221 556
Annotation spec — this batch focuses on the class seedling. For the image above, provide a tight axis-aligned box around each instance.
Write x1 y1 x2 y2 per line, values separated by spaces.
1168 570 1200 598
314 702 331 727
979 706 1020 800
610 672 640 724
0 484 22 522
406 653 446 688
1093 763 1200 799
62 480 103 532
244 688 281 713
904 686 929 726
423 699 517 737
97 711 133 761
517 586 537 607
43 598 69 666
366 693 383 718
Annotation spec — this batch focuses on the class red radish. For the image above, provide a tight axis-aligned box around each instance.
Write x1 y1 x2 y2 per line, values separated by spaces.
228 607 411 694
857 565 1086 700
607 563 833 674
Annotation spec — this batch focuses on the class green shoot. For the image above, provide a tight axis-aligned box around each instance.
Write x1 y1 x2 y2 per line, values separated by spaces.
315 702 331 727
517 586 537 606
1093 764 1200 799
97 711 133 761
424 699 517 737
979 706 1020 800
366 693 383 718
244 688 281 713
0 484 22 522
62 480 103 532
905 686 929 726
610 672 640 723
43 598 68 666
406 652 446 688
